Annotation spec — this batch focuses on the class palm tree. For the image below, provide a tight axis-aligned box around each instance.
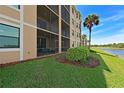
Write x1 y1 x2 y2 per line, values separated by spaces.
83 14 99 49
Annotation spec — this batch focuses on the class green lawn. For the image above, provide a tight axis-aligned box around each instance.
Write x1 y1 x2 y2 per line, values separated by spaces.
0 48 124 88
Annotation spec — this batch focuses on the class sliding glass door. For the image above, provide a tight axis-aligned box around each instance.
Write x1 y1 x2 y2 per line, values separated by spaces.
37 37 46 49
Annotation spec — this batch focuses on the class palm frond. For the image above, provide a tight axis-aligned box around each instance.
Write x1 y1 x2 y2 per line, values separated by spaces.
83 14 100 29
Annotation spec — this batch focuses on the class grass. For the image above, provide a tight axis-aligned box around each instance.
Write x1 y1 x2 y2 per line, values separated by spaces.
0 48 124 88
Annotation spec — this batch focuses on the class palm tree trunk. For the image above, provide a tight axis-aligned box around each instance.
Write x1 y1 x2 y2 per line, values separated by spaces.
89 28 91 49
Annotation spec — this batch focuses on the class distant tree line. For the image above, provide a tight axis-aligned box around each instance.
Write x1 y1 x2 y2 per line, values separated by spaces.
91 43 124 48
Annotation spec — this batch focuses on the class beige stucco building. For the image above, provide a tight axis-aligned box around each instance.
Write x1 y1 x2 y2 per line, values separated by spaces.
70 6 82 48
0 5 82 64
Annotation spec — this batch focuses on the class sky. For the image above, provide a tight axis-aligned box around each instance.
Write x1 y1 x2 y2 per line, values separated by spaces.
76 5 124 45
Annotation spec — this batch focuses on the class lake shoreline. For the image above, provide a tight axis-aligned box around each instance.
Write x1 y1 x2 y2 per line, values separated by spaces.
92 47 124 50
99 48 124 59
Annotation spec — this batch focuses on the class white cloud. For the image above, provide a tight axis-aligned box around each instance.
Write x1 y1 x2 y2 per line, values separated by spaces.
101 15 117 22
92 29 124 44
119 29 124 33
101 10 124 22
92 25 115 35
92 30 104 35
82 23 104 35
92 23 104 30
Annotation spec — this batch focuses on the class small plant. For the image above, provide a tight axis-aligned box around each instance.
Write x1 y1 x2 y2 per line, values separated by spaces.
66 46 90 64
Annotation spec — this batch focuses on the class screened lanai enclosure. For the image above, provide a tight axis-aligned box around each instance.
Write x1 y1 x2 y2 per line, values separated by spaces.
61 5 70 52
37 5 70 56
37 6 59 34
37 6 59 56
37 30 59 56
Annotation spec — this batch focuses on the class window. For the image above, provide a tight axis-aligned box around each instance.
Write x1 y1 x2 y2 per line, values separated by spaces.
0 24 20 48
72 30 74 36
37 38 46 48
72 41 74 47
76 13 78 18
72 8 74 14
65 5 70 12
37 18 48 30
48 5 58 14
61 6 70 24
76 23 78 28
72 19 74 25
11 5 20 9
77 32 78 37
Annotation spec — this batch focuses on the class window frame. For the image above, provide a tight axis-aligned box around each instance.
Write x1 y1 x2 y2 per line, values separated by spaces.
7 5 20 12
11 5 20 9
0 23 20 48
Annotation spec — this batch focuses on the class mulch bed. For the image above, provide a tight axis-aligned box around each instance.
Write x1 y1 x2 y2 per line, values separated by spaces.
57 57 100 68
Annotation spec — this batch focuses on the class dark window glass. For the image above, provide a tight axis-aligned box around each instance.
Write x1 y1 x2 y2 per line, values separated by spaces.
65 5 70 12
0 24 20 48
72 30 74 36
37 38 46 48
76 23 78 28
76 13 78 18
72 8 74 14
72 19 74 25
61 6 70 24
37 18 48 30
72 41 74 47
48 5 59 14
11 5 20 9
77 32 78 37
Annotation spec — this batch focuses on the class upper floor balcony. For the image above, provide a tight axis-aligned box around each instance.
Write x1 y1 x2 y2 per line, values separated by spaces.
61 20 70 38
47 5 59 15
61 6 70 25
65 5 70 12
37 6 59 34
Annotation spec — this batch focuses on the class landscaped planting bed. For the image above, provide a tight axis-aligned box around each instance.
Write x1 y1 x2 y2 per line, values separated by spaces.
57 46 100 68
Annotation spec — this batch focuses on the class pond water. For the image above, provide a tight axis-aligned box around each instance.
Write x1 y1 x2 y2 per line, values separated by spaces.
101 48 124 58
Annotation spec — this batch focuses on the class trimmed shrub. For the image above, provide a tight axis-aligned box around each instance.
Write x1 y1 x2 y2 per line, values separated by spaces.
66 46 90 64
